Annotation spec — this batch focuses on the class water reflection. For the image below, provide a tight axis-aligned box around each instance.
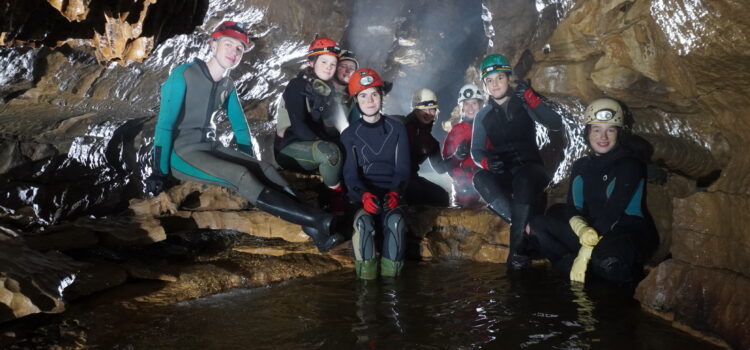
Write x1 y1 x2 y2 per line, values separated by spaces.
74 262 721 349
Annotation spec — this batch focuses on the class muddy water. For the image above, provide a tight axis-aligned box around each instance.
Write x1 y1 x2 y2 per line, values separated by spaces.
79 262 720 349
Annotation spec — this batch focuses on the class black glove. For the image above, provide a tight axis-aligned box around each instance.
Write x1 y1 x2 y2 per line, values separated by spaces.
514 79 542 109
487 155 505 174
454 141 470 160
145 174 166 196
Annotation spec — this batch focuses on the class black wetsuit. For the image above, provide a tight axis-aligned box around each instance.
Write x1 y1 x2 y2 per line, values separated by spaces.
403 112 450 207
340 115 411 263
528 145 658 284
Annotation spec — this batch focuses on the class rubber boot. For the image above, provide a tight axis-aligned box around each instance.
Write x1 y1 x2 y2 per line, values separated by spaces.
355 258 379 280
380 257 404 278
507 203 532 270
255 188 345 252
488 195 513 223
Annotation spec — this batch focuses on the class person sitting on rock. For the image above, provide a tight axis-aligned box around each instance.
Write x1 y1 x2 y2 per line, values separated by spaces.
441 83 485 208
145 22 344 253
403 88 450 207
340 68 411 279
274 37 347 213
526 98 658 285
471 53 563 270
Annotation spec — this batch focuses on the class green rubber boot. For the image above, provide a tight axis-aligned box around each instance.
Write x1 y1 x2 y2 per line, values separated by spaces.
355 258 379 280
380 258 404 278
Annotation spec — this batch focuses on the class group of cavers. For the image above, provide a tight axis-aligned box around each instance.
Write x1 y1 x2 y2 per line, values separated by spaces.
146 21 659 285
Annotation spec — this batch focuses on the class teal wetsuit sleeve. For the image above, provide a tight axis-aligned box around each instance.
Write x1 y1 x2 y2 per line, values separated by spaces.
470 106 492 170
524 101 562 131
153 64 189 175
225 88 253 154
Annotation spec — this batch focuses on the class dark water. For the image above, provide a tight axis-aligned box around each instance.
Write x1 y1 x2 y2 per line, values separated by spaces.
86 262 719 350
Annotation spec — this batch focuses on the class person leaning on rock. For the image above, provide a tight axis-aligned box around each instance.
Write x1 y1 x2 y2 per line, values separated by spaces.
274 37 347 214
441 83 485 208
402 88 451 207
145 21 344 253
340 68 411 280
525 98 658 285
470 53 563 271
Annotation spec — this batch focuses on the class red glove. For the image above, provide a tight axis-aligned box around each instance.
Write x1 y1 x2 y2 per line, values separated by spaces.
523 88 541 109
361 192 380 214
384 191 400 210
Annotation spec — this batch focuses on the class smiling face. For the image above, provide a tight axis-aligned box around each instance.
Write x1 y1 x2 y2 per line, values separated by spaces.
588 124 619 155
414 108 437 125
461 98 482 120
336 60 356 84
356 87 382 116
483 72 510 101
312 54 338 81
211 37 246 70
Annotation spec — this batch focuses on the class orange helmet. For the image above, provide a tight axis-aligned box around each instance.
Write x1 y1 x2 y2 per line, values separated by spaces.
211 21 250 47
307 37 341 58
348 68 384 97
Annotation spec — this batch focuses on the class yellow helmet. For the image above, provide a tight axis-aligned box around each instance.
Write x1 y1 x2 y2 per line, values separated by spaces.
412 88 439 110
583 98 624 127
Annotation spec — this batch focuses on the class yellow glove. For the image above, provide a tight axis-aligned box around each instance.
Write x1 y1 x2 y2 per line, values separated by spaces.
568 216 602 283
569 216 601 247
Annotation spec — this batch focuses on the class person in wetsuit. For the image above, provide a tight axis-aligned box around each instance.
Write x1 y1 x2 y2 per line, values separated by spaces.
274 37 347 212
340 68 411 279
471 53 563 270
526 98 658 285
331 49 359 124
403 88 450 207
442 83 485 207
145 22 344 252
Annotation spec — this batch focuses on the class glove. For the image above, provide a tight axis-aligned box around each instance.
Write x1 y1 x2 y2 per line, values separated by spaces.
384 191 400 210
454 141 470 160
145 174 166 196
568 216 602 283
482 154 504 173
361 192 381 214
515 79 541 109
569 216 601 246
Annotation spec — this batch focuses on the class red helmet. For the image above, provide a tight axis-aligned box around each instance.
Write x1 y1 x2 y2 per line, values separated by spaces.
348 68 384 97
308 37 340 58
211 21 250 47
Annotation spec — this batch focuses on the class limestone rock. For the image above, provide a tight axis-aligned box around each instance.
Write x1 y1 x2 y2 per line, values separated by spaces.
0 240 80 323
672 192 750 277
415 207 510 263
635 259 749 350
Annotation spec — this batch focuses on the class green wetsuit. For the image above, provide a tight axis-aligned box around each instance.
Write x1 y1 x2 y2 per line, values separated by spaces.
153 59 291 203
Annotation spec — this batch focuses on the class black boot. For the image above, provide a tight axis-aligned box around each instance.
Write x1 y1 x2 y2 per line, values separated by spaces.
507 203 532 270
255 188 345 252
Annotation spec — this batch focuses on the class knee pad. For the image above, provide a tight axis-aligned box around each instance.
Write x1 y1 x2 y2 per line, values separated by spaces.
382 209 407 261
313 141 341 167
353 211 376 261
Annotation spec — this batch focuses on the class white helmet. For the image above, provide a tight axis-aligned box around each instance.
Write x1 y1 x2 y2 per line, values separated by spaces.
584 98 624 127
457 83 484 104
412 88 439 110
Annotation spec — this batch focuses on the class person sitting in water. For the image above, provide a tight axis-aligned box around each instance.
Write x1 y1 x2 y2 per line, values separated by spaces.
442 83 485 208
274 37 347 213
403 88 450 207
340 68 411 279
471 53 563 270
145 21 344 253
525 98 658 284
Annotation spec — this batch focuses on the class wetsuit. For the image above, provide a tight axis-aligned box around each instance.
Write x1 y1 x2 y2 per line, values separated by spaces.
403 112 450 207
274 69 342 188
528 145 658 283
470 93 561 269
152 59 344 252
442 119 481 207
153 59 286 202
340 115 411 267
